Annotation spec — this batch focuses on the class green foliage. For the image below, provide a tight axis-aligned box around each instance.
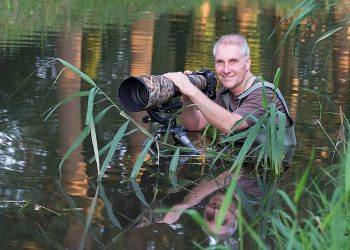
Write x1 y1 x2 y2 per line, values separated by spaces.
270 0 350 63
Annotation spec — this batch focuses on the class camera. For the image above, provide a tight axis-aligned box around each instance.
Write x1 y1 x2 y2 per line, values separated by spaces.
118 69 217 112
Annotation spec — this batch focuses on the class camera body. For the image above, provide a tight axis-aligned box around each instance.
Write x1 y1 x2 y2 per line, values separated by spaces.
118 69 217 112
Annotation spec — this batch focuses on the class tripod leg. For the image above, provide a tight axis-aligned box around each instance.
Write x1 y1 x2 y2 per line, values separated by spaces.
174 132 200 155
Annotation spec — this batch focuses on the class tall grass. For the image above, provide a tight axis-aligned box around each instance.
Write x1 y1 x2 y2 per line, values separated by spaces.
265 116 350 249
232 1 350 248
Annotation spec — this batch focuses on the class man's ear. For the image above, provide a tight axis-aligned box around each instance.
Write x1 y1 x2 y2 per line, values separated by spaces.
245 57 251 70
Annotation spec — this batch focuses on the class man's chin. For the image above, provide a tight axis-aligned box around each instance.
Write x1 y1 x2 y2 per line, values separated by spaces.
221 82 235 89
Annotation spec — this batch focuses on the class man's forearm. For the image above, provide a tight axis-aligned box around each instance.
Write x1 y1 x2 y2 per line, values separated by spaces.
180 96 207 131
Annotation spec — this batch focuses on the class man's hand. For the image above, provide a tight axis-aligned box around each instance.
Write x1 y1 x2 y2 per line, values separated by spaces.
163 72 197 97
161 204 188 224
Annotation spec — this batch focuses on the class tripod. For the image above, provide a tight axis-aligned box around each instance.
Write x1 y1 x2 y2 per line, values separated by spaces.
142 102 199 156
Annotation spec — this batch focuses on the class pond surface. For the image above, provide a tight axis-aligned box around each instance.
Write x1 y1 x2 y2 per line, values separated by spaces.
0 1 349 249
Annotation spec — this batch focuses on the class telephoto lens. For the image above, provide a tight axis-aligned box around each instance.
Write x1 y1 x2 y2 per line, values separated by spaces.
118 74 208 112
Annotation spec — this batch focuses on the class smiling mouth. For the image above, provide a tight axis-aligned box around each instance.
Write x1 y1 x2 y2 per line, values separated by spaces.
222 75 234 79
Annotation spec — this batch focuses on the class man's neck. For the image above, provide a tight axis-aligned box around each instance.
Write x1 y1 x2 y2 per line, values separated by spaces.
231 73 255 96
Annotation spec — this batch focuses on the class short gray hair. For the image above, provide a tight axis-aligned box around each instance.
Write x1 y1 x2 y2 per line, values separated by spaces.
213 34 250 58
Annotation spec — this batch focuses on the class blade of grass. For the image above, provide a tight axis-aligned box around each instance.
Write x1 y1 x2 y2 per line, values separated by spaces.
85 87 98 125
98 121 129 181
130 138 154 178
98 184 122 229
130 178 147 206
169 173 178 191
89 116 100 176
169 147 180 190
169 148 180 172
344 135 350 193
230 114 267 172
277 190 297 216
216 164 242 232
58 106 113 173
42 90 90 121
57 58 97 87
184 208 209 232
293 148 314 203
80 185 99 249
239 203 268 250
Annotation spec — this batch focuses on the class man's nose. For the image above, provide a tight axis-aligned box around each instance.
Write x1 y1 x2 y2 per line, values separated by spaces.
223 63 230 73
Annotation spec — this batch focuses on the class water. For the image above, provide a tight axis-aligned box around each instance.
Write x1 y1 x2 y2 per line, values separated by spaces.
0 1 349 249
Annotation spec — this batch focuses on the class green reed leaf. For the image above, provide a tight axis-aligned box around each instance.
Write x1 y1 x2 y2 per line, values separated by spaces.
235 187 254 219
59 125 90 172
216 165 241 232
312 26 343 59
80 185 99 248
57 58 97 87
90 116 100 175
43 90 90 121
273 68 280 87
169 172 178 191
230 114 266 171
130 178 147 206
294 148 314 203
130 138 154 178
98 184 122 229
168 147 180 190
277 190 297 216
277 111 286 150
184 209 208 232
273 68 281 99
89 141 112 163
98 121 129 181
275 0 321 53
58 106 113 173
345 135 350 193
240 208 268 250
169 147 180 172
260 80 268 111
85 87 98 125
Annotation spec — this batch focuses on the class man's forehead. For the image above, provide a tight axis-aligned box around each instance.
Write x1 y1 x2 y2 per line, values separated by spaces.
215 44 245 59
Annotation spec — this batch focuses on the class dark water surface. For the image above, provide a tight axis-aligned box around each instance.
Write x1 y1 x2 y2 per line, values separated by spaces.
0 1 349 249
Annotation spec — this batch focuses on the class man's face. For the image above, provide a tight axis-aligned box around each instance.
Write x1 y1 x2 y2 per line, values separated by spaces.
203 193 237 235
214 44 251 94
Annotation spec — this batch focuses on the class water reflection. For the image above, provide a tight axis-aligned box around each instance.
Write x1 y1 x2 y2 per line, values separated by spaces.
127 14 155 170
56 32 88 196
56 32 94 249
110 162 264 249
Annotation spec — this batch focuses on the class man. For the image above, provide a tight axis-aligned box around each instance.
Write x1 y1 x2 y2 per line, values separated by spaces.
164 34 296 146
